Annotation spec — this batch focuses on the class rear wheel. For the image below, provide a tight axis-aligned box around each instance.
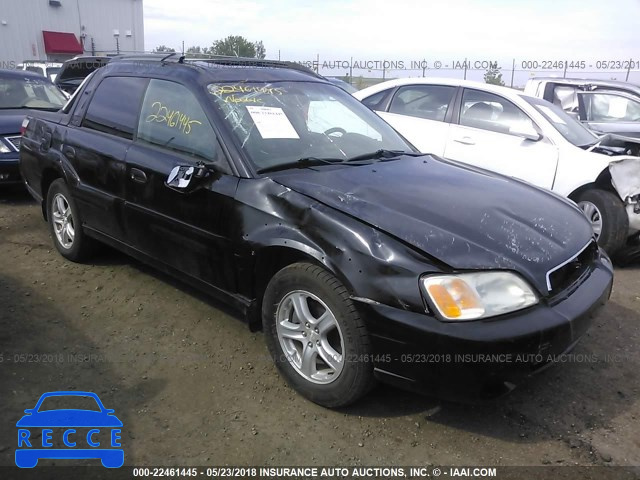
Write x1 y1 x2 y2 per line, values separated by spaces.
46 179 95 262
577 189 628 255
262 262 374 407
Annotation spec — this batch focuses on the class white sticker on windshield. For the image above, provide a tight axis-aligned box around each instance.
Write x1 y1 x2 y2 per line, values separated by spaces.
246 106 300 139
607 97 628 118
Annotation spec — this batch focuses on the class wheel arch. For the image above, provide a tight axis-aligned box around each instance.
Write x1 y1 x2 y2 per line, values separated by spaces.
249 242 355 332
567 168 615 202
40 167 65 220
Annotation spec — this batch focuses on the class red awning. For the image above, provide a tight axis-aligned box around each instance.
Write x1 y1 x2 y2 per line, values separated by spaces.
42 31 83 54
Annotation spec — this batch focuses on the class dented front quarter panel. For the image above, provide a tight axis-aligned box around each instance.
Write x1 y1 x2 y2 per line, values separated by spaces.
234 177 438 312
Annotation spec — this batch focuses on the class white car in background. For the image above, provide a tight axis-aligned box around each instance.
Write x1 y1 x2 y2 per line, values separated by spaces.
354 78 640 255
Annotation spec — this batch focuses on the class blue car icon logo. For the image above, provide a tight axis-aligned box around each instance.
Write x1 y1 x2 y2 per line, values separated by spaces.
15 391 123 468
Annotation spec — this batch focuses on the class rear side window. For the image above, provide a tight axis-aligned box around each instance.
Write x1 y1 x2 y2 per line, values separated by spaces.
137 79 218 162
389 85 456 121
83 76 148 140
361 90 390 111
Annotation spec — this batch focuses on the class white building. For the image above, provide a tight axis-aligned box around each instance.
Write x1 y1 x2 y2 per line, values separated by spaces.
0 0 144 68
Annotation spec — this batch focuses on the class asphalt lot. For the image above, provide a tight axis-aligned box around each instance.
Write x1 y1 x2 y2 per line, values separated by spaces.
1 187 639 472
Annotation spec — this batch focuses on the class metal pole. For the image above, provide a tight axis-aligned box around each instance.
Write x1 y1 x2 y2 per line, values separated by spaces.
463 58 467 80
510 58 515 87
350 56 353 84
316 53 320 73
563 61 568 78
626 58 633 81
278 49 281 61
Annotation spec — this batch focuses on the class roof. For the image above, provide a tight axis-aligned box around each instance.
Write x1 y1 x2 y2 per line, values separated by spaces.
353 77 527 101
528 77 640 90
0 68 55 81
103 54 329 84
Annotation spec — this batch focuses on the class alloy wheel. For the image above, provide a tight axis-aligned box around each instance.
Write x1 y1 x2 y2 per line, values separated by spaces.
51 193 75 249
578 200 603 238
276 290 345 384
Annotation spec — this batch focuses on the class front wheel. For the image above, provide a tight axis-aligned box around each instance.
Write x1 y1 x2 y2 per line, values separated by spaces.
262 262 374 407
577 189 628 255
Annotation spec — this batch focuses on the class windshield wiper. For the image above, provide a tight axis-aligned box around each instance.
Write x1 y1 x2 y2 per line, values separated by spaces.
257 156 344 174
342 149 426 163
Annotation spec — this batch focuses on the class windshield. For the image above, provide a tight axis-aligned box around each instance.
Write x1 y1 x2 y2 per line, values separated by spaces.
208 81 412 172
0 75 67 110
47 67 61 82
523 95 597 146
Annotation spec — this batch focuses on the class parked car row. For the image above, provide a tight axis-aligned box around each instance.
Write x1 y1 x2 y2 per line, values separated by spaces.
14 55 613 407
355 78 640 256
0 69 67 185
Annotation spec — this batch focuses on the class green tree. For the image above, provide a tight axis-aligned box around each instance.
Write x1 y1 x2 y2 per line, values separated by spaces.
254 40 266 59
484 67 505 86
211 35 265 58
153 45 176 53
186 45 203 55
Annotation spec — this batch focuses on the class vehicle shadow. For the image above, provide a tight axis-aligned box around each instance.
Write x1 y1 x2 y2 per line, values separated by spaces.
345 300 640 446
0 186 35 206
0 272 165 474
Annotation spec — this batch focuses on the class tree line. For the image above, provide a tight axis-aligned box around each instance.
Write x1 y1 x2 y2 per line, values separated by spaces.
153 35 266 59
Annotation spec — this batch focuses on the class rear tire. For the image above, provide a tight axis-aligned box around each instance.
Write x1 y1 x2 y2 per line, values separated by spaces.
262 262 374 407
577 189 628 255
46 179 95 262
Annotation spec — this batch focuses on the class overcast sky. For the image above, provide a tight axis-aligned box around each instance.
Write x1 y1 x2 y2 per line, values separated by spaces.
144 0 640 84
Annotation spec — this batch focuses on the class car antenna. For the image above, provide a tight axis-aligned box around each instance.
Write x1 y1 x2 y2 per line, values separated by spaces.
161 52 177 63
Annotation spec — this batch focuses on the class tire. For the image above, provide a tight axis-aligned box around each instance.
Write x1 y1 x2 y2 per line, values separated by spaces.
46 179 95 262
262 262 374 407
577 189 628 256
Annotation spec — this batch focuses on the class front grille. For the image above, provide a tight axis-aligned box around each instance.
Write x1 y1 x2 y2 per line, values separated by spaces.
5 136 21 151
546 240 598 295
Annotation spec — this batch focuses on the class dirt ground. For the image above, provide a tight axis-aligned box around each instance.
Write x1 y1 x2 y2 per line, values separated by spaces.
1 187 639 473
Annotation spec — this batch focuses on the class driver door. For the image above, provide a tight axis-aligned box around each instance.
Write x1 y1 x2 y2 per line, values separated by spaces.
124 78 239 291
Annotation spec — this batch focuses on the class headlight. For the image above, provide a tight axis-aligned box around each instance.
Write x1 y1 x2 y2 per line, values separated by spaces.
0 140 11 154
421 272 538 321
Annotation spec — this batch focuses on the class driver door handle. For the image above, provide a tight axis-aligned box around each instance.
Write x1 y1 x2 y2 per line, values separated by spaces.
454 136 475 145
130 168 147 184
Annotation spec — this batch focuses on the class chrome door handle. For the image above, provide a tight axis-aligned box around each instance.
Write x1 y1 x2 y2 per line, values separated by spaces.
454 137 475 145
130 168 147 184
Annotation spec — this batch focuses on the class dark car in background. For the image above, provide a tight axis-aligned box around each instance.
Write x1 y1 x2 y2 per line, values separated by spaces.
0 69 67 185
54 56 111 95
19 55 613 407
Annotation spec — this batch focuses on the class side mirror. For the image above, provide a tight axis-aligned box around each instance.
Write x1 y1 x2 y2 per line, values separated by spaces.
566 110 582 121
165 163 212 193
509 124 542 142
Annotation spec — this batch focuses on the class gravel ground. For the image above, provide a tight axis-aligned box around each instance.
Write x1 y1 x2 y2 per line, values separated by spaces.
1 188 639 475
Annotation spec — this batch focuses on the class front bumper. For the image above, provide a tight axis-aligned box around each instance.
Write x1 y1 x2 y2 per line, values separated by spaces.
358 260 613 400
0 156 22 184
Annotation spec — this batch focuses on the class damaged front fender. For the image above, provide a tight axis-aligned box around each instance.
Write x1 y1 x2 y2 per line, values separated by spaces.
608 156 640 231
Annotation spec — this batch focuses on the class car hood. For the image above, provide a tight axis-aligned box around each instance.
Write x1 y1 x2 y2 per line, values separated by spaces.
16 410 123 427
271 156 594 295
0 110 28 135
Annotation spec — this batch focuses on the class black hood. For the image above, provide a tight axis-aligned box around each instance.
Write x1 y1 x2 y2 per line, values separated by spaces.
271 156 593 295
0 109 28 135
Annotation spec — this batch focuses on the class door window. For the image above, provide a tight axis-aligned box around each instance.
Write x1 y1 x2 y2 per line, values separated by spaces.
459 89 535 135
138 79 219 162
361 89 390 111
82 76 148 139
389 85 456 121
582 92 640 122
